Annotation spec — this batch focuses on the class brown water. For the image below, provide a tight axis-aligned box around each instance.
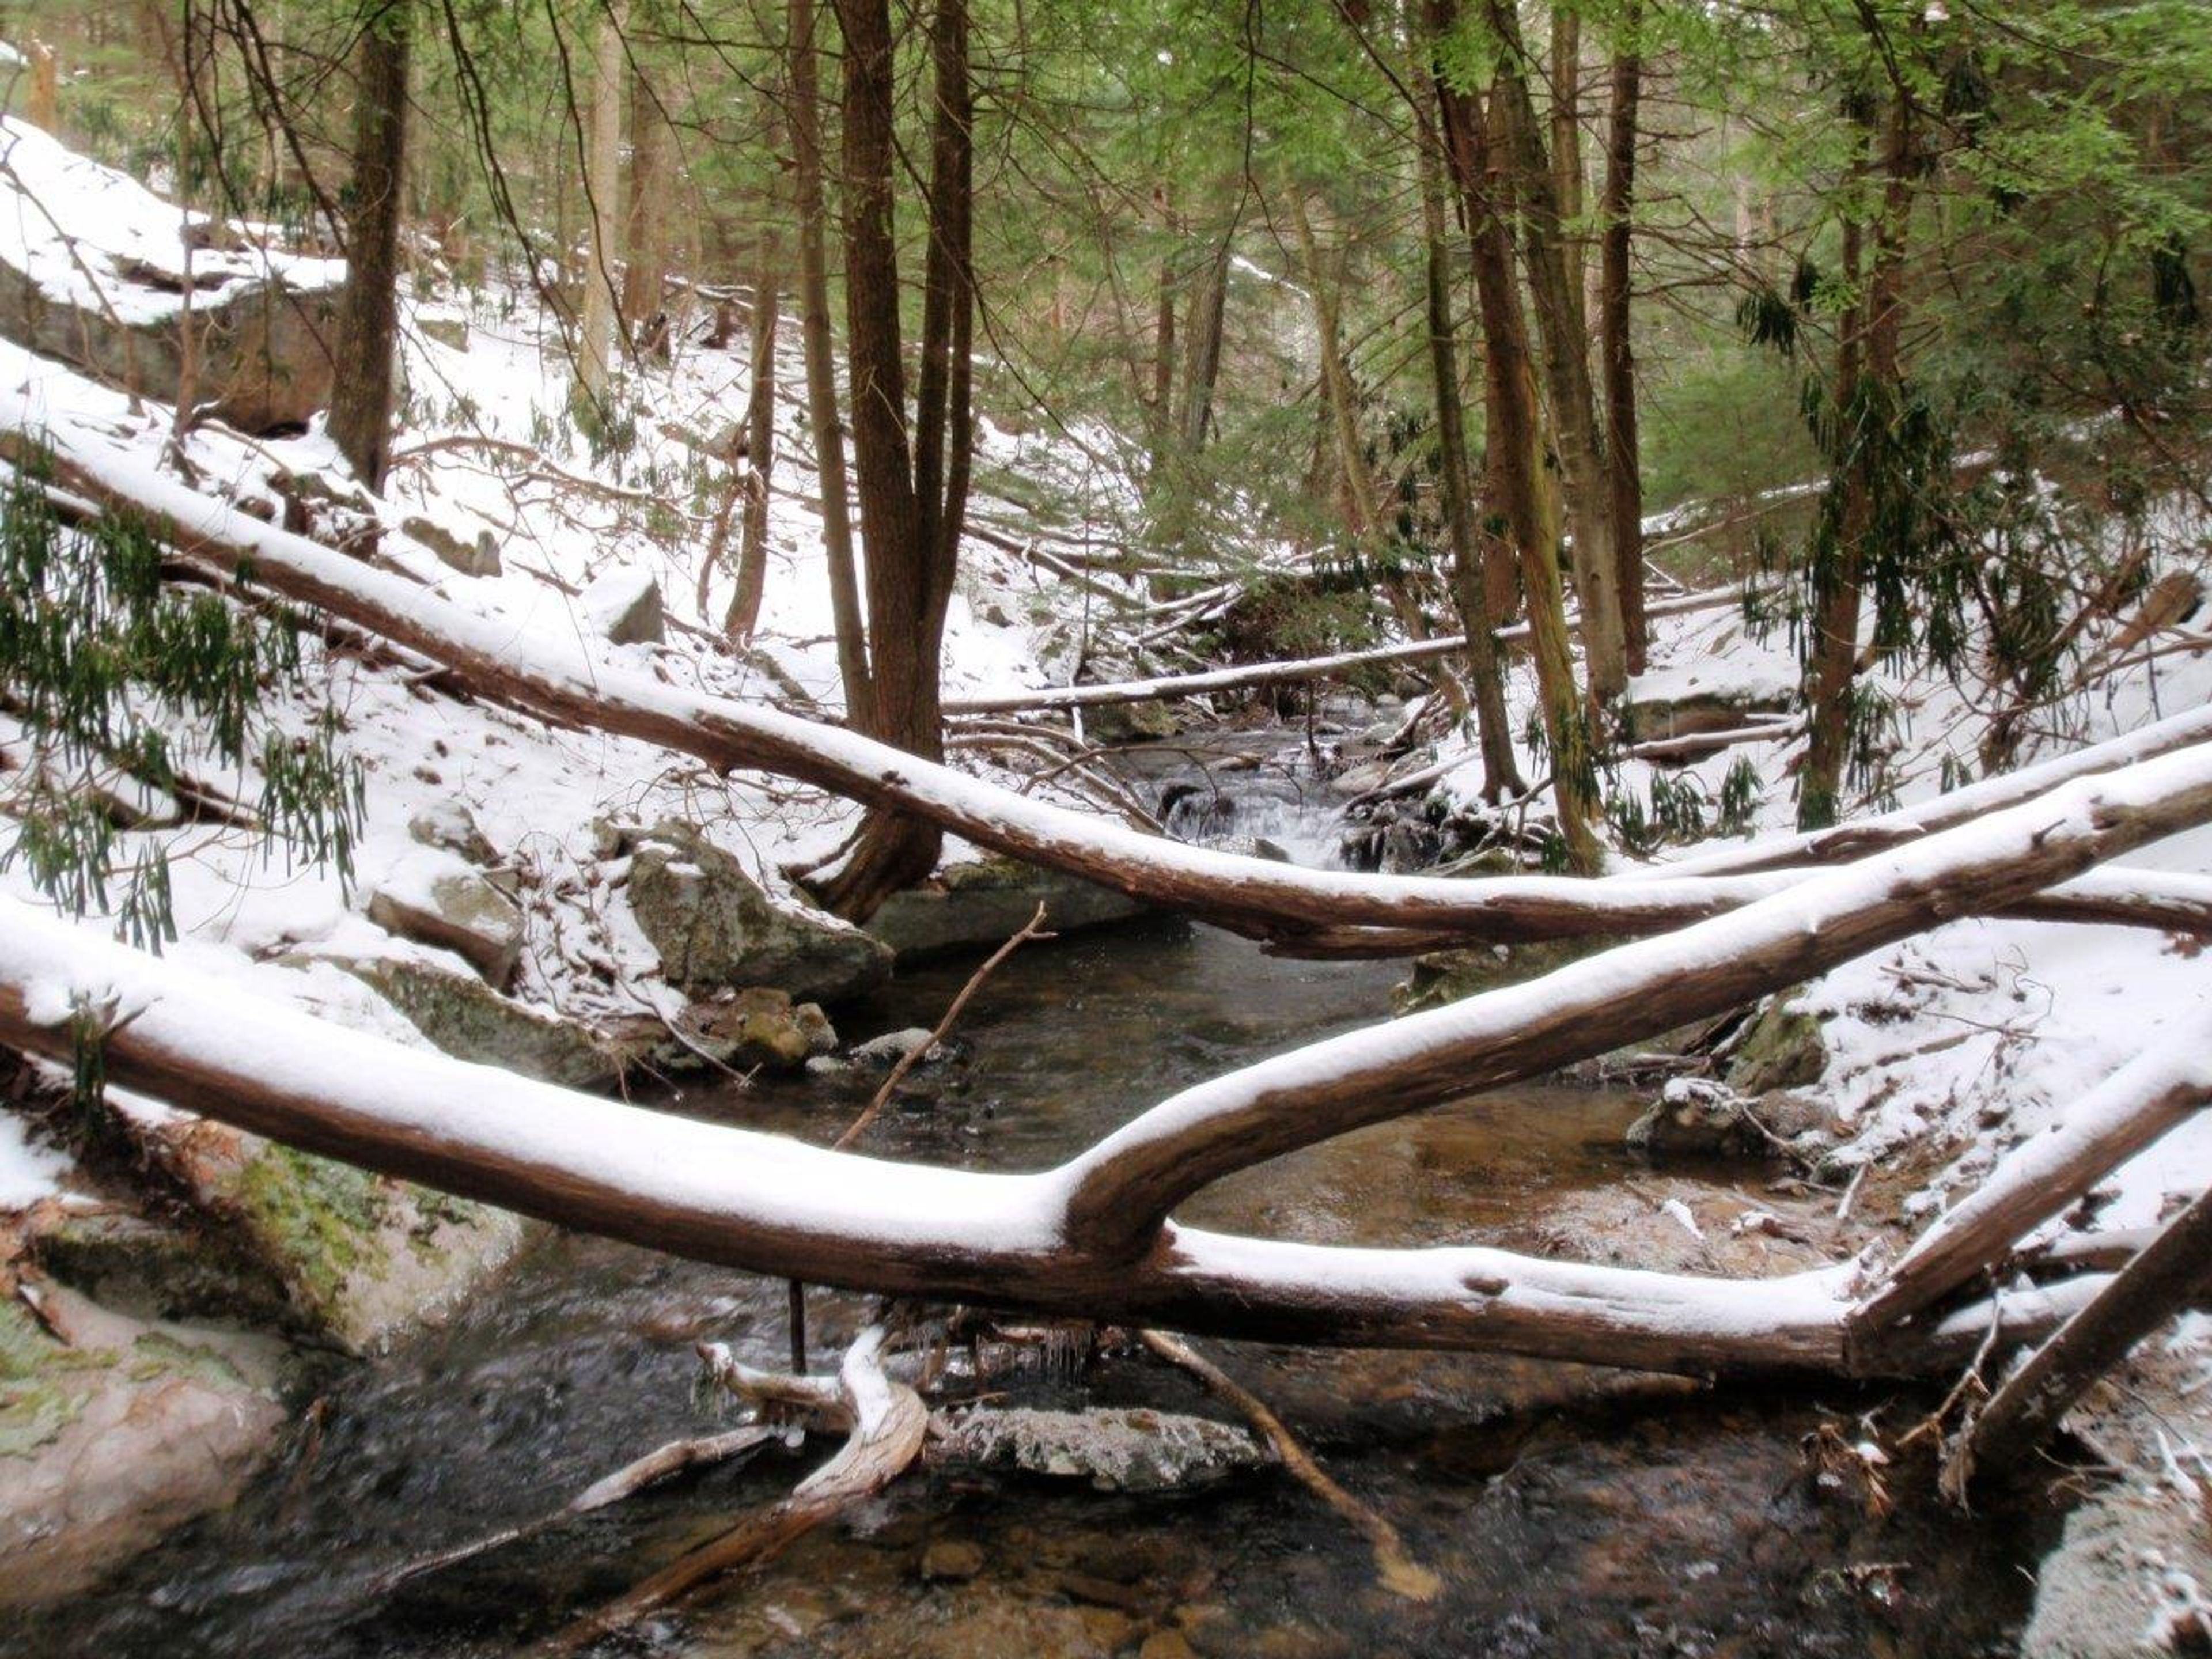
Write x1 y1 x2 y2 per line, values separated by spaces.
2 733 2055 1657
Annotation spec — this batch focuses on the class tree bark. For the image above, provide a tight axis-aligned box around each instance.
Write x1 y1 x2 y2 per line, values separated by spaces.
725 220 781 642
1483 0 1628 704
1599 12 1646 675
1416 81 1522 802
328 0 410 492
787 0 871 726
1178 234 1232 454
1429 7 1600 869
574 1 627 406
1946 1182 2212 1495
1799 90 1911 830
619 55 670 331
816 0 974 918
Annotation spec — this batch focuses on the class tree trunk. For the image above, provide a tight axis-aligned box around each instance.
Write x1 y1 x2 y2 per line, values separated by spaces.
1548 6 1585 343
816 0 974 919
788 0 870 725
725 222 781 642
1290 192 1381 549
620 57 670 331
1416 83 1522 802
1800 92 1911 830
1429 9 1601 870
329 0 410 493
1599 12 1645 675
574 1 627 406
1178 234 1231 454
1483 0 1628 705
1145 190 1178 490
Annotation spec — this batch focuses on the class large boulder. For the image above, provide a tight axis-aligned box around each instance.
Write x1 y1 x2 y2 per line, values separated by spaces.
614 820 892 1003
0 119 344 433
865 854 1149 962
1725 997 1828 1094
1619 660 1796 751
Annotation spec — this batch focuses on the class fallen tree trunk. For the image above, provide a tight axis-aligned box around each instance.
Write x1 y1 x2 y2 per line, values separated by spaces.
1943 1184 2212 1497
9 412 2210 956
5 745 2209 1374
1849 1032 2212 1350
942 586 1738 717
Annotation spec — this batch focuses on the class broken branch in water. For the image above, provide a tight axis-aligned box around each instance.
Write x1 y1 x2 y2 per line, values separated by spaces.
833 901 1053 1152
1139 1329 1442 1601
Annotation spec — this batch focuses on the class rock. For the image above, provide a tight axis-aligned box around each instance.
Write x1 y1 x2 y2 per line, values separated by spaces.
1620 663 1795 748
618 820 892 1003
1395 936 1620 1016
399 513 501 578
688 987 838 1071
339 955 626 1089
141 1120 525 1354
1084 698 1184 744
930 1406 1268 1491
849 1027 945 1070
367 849 525 988
0 124 342 433
919 1537 987 1581
0 1293 287 1607
1626 1081 1834 1160
581 567 666 646
1725 998 1828 1094
416 313 470 350
35 1210 293 1331
1328 758 1393 798
865 854 1149 963
1141 1631 1202 1659
407 798 498 867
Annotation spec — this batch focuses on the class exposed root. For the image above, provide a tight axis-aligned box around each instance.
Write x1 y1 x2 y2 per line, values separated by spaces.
1139 1329 1443 1601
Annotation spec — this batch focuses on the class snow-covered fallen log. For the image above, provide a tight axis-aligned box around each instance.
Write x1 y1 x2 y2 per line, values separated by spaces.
3 743 2207 1376
12 415 2212 956
942 585 1741 715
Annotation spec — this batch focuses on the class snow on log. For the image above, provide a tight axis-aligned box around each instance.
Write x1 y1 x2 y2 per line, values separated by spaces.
1848 1033 2212 1346
9 406 2210 955
1056 746 2212 1255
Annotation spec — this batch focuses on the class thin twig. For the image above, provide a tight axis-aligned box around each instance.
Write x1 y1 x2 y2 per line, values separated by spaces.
832 902 1053 1152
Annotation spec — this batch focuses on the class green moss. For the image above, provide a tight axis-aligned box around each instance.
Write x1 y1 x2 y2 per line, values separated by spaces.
0 1302 108 1459
124 1331 249 1392
232 1144 391 1319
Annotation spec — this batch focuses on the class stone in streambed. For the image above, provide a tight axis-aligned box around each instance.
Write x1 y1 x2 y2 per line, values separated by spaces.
931 1406 1267 1491
687 987 838 1071
336 955 625 1089
863 854 1149 963
1725 997 1828 1094
613 820 891 1004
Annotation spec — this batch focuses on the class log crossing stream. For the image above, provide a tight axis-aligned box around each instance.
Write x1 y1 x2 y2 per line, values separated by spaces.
5 726 2055 1657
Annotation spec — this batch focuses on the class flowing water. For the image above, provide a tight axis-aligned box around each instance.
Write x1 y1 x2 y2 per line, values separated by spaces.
5 728 2054 1657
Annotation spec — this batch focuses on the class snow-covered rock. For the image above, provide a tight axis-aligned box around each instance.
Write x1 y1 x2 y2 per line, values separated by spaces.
581 566 665 646
366 848 524 988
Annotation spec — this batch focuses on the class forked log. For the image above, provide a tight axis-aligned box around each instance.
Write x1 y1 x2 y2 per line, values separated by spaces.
1942 1185 2212 1498
13 408 2209 952
558 1324 927 1644
4 745 2210 1377
1848 1032 2212 1349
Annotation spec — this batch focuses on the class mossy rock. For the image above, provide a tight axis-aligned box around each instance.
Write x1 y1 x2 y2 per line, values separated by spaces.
689 987 839 1071
340 955 624 1089
1726 999 1828 1094
36 1211 295 1332
616 820 892 1002
0 1302 107 1460
1393 935 1625 1016
866 854 1150 962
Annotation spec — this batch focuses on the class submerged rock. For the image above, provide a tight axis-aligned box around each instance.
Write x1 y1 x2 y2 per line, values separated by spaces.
616 820 892 1003
686 986 839 1071
865 854 1149 963
931 1406 1267 1491
1626 1080 1835 1159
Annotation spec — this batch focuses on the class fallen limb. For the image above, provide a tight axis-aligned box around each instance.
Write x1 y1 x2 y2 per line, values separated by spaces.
942 586 1740 716
560 1324 927 1646
3 734 2205 1376
1849 1033 2212 1349
834 902 1051 1151
1942 1185 2212 1499
9 415 2209 955
1139 1330 1441 1601
370 1423 775 1592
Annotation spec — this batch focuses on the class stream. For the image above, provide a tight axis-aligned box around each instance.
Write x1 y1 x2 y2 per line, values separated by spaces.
5 724 2054 1657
